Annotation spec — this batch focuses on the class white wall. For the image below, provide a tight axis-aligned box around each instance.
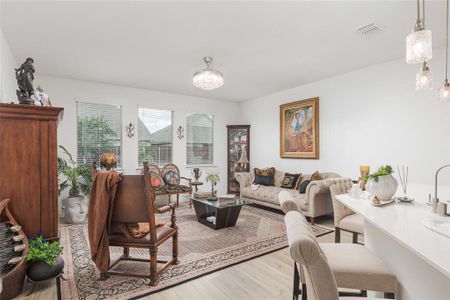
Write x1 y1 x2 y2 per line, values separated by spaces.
36 75 241 194
0 29 17 102
241 54 450 186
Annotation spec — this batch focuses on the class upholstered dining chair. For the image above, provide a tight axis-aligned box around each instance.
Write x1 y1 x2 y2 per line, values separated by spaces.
100 162 178 286
329 180 364 243
284 210 397 300
161 164 192 206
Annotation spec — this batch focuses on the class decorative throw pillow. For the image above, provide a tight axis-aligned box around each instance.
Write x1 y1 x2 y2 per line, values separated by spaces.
281 173 302 189
254 173 274 186
253 167 276 186
150 171 162 187
163 170 180 186
299 180 311 194
310 171 322 181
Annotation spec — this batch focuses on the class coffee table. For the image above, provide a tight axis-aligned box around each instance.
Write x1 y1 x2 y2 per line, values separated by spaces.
185 196 252 230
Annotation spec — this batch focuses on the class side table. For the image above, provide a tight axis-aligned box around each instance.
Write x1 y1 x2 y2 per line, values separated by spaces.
190 181 203 207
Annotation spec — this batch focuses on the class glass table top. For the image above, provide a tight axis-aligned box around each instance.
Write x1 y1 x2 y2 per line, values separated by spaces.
184 195 252 208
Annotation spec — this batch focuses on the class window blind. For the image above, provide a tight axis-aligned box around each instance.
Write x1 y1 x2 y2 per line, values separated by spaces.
138 107 172 166
186 113 214 165
77 102 122 167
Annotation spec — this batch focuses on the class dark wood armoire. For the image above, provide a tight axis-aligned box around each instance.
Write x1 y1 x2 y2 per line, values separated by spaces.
0 103 63 240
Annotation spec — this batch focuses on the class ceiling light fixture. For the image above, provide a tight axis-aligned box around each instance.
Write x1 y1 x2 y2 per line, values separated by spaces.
406 0 432 64
439 0 450 102
193 56 224 91
416 62 433 90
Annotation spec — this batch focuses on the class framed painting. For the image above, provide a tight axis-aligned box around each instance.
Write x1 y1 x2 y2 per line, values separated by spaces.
280 97 319 159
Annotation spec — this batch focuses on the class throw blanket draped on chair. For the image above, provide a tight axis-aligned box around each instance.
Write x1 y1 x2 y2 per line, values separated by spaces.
88 171 123 272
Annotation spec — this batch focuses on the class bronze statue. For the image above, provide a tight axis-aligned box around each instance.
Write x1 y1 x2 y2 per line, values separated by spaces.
15 57 35 105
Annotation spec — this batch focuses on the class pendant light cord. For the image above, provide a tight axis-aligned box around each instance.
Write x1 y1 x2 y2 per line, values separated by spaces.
446 0 449 81
422 0 425 27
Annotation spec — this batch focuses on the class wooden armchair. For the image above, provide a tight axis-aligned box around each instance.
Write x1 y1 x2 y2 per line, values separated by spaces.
100 162 178 286
161 164 192 207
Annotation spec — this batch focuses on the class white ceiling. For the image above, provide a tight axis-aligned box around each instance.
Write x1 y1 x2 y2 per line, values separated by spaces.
1 1 447 102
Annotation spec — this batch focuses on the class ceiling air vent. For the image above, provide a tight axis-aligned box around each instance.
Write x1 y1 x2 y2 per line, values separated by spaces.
355 23 383 35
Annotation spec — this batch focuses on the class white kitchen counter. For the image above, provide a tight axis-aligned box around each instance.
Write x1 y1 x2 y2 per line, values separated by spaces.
336 184 450 299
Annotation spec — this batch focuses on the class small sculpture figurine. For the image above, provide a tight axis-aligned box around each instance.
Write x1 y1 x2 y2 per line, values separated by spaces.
15 57 36 105
192 167 202 182
31 86 52 107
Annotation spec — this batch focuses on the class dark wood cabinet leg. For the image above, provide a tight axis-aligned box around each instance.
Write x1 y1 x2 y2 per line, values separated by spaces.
310 217 315 225
335 227 341 243
384 292 395 299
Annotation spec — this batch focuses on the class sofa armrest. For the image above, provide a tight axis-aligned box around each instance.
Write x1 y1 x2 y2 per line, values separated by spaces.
234 172 253 189
305 177 351 207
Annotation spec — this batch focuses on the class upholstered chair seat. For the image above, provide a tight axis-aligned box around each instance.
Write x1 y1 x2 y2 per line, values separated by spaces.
284 210 397 300
330 180 364 243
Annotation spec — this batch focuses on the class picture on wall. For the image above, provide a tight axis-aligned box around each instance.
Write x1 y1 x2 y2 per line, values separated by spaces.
280 97 319 159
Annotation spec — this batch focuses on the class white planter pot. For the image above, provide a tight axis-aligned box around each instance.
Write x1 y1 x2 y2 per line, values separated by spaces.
61 195 88 224
366 174 398 201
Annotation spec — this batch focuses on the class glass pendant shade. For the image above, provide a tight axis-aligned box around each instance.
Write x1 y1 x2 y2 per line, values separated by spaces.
439 81 450 102
406 29 432 64
193 57 224 91
415 64 433 90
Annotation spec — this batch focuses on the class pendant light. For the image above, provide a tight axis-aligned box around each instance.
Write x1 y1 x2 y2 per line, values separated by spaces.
406 0 432 64
416 62 433 90
193 57 224 91
439 0 450 102
415 1 433 90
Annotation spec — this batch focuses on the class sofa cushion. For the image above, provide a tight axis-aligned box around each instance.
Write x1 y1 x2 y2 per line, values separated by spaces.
281 173 302 189
253 167 275 186
310 170 322 181
241 186 308 210
299 180 311 194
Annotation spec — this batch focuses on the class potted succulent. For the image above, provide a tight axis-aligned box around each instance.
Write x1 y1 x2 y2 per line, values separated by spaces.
26 233 64 282
205 167 220 201
58 145 93 223
365 165 398 201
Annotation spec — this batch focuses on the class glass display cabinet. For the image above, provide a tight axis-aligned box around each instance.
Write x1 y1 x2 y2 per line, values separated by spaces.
226 125 250 194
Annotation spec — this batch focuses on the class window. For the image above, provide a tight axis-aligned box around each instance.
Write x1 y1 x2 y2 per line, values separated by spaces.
77 102 122 167
138 108 172 166
186 113 214 165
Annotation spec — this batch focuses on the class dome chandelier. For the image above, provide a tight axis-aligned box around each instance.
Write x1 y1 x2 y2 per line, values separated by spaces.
193 56 224 91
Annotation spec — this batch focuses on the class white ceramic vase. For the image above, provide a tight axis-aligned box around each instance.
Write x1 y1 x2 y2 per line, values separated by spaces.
366 174 398 201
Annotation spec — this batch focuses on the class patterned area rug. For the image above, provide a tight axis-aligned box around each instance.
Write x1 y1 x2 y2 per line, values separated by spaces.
60 205 332 300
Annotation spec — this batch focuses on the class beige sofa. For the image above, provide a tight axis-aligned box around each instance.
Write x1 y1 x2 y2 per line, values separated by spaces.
235 170 342 223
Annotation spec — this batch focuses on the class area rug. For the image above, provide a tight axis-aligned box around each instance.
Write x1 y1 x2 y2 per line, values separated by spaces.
60 205 332 300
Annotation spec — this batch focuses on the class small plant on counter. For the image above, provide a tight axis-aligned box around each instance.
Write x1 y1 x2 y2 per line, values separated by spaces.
27 233 63 265
365 165 394 182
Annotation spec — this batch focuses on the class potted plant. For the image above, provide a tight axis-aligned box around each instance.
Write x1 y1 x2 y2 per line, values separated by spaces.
26 233 64 282
205 167 220 201
365 165 398 201
58 145 93 223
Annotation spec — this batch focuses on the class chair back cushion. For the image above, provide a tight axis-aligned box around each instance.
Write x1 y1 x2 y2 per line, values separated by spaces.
284 211 339 300
112 175 149 223
163 170 180 186
329 180 353 226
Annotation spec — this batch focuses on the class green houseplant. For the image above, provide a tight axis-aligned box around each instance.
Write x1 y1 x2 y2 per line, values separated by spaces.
205 167 220 201
58 145 93 223
26 233 64 281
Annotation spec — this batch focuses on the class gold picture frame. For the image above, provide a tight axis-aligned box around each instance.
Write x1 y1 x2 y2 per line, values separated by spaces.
280 97 319 159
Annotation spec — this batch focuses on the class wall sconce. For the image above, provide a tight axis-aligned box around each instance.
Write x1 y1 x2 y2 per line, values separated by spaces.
125 123 135 138
177 126 184 140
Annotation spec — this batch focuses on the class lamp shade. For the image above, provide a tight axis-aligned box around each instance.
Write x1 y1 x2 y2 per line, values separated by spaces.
439 81 450 102
406 29 432 64
237 152 249 164
416 65 433 90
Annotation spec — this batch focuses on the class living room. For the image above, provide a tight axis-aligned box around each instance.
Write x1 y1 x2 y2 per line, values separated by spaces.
1 1 449 300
